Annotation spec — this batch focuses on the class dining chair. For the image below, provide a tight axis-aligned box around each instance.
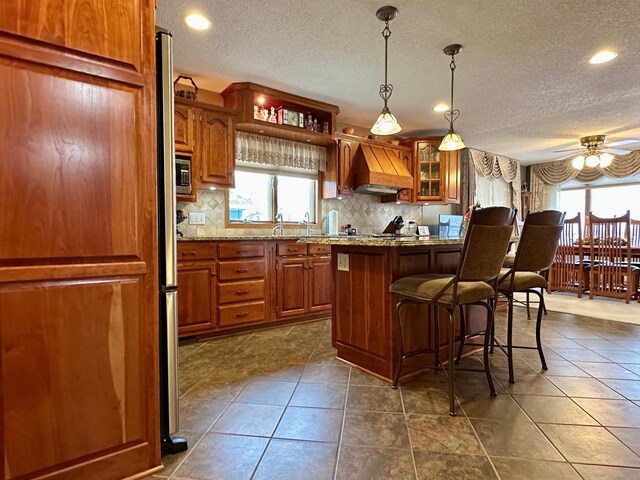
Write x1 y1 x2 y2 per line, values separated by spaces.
588 211 640 304
548 213 590 297
632 219 640 302
390 206 516 415
492 210 565 384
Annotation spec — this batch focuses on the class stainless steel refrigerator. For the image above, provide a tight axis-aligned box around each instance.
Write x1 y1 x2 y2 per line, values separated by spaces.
156 27 187 455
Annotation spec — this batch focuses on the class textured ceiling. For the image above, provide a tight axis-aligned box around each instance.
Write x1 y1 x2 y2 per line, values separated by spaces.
157 0 640 164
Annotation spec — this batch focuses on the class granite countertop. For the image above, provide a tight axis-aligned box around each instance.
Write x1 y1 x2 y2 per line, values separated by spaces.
296 236 465 247
178 235 323 241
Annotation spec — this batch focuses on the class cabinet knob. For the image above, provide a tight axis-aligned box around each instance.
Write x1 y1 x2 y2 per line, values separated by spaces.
182 251 196 256
236 268 249 273
236 290 249 295
236 312 249 318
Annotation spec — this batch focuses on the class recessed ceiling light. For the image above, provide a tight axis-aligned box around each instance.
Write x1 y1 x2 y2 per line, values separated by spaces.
589 50 618 64
433 103 449 112
185 13 211 31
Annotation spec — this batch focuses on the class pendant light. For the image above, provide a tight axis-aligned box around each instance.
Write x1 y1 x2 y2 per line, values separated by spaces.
371 6 402 136
439 44 466 151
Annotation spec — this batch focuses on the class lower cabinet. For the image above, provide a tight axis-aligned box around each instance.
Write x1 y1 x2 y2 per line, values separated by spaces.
177 240 332 337
275 242 332 319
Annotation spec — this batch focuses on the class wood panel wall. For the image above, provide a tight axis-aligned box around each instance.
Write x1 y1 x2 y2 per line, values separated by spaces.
0 1 160 479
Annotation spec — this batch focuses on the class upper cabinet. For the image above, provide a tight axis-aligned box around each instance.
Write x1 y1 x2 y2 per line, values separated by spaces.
174 98 237 201
221 82 339 146
400 137 460 204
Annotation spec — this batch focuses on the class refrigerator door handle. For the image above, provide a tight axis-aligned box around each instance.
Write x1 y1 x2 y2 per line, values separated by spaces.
165 290 180 434
158 29 177 287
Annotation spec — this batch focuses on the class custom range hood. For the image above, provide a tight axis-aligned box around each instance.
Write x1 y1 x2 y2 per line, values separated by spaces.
353 144 413 195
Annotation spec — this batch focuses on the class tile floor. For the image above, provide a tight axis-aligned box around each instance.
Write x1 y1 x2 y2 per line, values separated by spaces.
150 306 640 480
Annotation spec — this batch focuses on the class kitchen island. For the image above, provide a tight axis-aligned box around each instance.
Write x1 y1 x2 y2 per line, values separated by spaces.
298 236 486 382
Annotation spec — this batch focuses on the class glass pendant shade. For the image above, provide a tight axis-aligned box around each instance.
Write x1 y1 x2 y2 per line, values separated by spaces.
572 155 585 170
585 154 600 168
599 152 614 168
371 107 402 135
439 129 466 151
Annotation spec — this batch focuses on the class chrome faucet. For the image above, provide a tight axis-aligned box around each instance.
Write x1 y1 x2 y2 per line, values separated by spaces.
303 211 311 236
272 213 284 236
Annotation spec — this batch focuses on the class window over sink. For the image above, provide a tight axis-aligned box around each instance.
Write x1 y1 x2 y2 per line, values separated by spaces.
228 169 317 224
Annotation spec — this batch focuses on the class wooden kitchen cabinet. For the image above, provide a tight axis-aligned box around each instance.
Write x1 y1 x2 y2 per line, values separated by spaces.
381 147 414 203
400 137 460 204
323 135 356 199
174 102 195 153
199 105 236 188
177 262 216 336
275 242 333 318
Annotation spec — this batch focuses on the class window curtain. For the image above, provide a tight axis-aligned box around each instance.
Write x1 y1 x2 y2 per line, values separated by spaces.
529 150 640 211
236 131 327 172
459 149 522 217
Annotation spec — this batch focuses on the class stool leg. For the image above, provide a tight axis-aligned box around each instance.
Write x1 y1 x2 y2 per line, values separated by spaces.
531 289 547 370
480 301 497 396
490 296 497 354
447 307 457 416
392 300 409 389
507 293 515 384
455 305 465 364
434 305 441 374
541 287 548 315
526 291 531 320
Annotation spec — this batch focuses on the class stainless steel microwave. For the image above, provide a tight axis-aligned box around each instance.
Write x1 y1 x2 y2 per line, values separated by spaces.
176 155 192 195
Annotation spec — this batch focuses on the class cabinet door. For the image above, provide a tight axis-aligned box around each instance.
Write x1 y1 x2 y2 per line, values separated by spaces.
200 108 235 187
338 138 356 197
443 150 461 204
415 141 445 202
177 263 216 336
307 255 333 313
174 103 195 153
276 257 307 318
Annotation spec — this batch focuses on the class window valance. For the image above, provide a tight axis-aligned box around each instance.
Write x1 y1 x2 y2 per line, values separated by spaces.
236 131 327 172
531 150 640 185
465 148 521 215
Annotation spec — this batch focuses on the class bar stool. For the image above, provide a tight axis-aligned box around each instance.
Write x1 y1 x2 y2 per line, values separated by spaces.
389 206 516 416
493 210 565 384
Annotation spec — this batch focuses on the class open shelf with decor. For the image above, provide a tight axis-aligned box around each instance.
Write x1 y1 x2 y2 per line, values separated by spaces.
221 82 339 146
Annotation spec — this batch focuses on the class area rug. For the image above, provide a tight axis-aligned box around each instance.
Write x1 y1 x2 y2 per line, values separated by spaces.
513 291 640 326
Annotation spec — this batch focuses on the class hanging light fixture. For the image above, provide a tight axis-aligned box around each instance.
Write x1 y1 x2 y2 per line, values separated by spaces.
571 135 616 170
439 44 466 151
371 6 402 136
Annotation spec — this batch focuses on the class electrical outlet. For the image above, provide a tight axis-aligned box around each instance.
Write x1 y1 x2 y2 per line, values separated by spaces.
188 212 206 225
337 253 349 271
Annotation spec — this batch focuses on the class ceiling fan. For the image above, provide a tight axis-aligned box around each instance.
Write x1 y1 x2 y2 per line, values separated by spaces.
553 135 638 170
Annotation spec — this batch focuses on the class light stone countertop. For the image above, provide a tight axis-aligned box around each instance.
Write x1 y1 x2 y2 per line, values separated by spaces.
178 235 322 242
296 236 465 247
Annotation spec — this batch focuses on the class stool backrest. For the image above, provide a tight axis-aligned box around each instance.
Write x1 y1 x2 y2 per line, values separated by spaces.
512 210 566 273
458 206 516 282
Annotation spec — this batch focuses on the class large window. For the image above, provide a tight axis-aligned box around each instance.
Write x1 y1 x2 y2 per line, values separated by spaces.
228 169 317 223
559 182 640 222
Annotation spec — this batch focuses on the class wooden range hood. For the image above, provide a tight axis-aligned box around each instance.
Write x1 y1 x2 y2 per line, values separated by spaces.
353 144 413 195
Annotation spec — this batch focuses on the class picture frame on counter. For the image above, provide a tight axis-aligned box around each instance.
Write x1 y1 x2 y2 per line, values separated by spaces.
418 225 430 236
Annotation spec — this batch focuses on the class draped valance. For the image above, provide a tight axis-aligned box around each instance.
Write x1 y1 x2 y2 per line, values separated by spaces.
236 131 327 172
531 150 640 185
465 148 522 216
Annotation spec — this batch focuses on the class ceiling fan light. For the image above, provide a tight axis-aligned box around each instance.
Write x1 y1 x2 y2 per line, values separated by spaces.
439 130 466 151
599 152 614 168
371 108 402 135
585 154 600 168
572 155 585 170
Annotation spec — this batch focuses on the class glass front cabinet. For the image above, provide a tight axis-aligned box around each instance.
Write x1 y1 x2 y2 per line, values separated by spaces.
400 137 460 204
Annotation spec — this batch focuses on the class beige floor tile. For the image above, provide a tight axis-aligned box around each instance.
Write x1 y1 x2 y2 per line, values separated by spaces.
274 406 343 443
491 457 580 480
336 446 415 480
413 451 496 480
342 411 410 449
234 380 296 405
513 395 598 425
211 403 284 437
574 398 640 428
407 414 484 455
573 464 640 480
301 364 350 384
609 428 640 456
290 382 347 409
546 376 623 399
460 393 524 420
600 379 640 400
253 439 337 480
347 385 403 412
178 398 229 431
540 424 640 467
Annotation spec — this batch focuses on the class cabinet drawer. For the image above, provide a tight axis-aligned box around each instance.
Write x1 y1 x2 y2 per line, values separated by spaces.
218 260 265 281
218 280 265 304
308 244 331 255
218 242 265 259
218 301 265 327
277 242 307 256
177 242 216 261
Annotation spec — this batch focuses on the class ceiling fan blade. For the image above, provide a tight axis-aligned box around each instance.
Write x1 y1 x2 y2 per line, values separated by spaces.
552 147 582 153
605 139 640 147
602 148 632 155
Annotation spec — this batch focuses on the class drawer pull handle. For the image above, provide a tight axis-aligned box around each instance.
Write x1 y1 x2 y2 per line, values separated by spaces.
182 251 196 256
287 248 298 251
236 268 249 273
236 312 249 318
236 290 249 295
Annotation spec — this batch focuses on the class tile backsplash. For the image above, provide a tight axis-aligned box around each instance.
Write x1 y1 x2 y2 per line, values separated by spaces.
177 190 424 237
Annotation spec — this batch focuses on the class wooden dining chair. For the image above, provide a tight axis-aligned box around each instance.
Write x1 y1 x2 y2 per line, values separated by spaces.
630 218 640 301
588 211 640 304
548 213 589 297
